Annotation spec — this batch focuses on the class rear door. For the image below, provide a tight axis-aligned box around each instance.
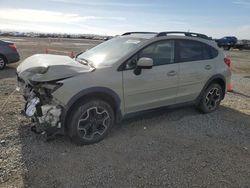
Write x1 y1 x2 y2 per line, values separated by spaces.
122 40 179 113
176 39 217 103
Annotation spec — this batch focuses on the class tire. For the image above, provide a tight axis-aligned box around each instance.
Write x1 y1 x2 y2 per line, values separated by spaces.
198 83 223 113
0 56 6 70
68 99 115 145
223 46 231 51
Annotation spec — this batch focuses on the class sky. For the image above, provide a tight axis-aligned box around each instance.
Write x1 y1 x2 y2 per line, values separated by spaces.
0 0 250 39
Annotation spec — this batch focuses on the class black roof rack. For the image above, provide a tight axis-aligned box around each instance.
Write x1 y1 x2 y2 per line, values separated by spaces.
122 32 158 36
156 31 210 40
121 31 211 40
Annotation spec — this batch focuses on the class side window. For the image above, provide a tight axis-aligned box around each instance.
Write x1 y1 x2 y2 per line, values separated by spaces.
208 46 219 58
139 40 175 66
178 40 212 62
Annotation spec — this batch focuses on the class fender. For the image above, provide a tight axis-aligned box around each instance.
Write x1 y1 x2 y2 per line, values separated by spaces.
196 74 226 103
60 87 122 132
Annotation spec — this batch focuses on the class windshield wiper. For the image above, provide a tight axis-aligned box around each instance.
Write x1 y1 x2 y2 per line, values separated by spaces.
76 57 88 65
76 57 96 70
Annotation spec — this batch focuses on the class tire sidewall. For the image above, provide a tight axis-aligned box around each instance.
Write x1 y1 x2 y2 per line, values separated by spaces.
69 99 115 145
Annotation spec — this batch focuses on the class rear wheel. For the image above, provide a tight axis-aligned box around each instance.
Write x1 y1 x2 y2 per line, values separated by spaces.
0 56 6 70
198 83 223 113
68 99 115 145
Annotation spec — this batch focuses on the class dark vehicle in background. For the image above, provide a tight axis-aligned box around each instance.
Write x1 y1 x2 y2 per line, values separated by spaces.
0 40 20 70
239 40 250 50
215 36 244 51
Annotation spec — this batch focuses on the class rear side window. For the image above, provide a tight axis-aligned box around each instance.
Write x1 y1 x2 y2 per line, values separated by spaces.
209 46 218 58
177 40 217 62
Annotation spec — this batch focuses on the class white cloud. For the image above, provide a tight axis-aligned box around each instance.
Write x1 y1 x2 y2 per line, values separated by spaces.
50 0 159 7
0 8 249 39
0 8 126 35
0 8 125 24
236 25 250 38
0 20 123 35
233 0 250 7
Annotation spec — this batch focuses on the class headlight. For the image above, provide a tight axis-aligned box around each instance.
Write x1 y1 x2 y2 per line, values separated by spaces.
41 82 63 93
28 66 49 74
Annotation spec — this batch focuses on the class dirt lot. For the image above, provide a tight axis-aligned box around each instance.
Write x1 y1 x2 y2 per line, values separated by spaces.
0 37 250 188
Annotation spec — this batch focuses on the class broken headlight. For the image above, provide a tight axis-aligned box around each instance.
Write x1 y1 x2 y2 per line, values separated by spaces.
41 82 63 93
28 66 49 74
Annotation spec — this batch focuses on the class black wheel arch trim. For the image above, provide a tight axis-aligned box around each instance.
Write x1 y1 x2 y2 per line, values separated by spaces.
196 74 226 103
61 87 122 133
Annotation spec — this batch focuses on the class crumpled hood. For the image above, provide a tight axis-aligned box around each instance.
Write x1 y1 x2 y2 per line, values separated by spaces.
17 54 93 83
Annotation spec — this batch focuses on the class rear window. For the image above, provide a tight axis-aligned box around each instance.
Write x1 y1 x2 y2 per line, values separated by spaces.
177 39 218 62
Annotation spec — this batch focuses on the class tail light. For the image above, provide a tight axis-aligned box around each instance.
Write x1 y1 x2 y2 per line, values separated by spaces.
8 44 17 52
224 57 231 68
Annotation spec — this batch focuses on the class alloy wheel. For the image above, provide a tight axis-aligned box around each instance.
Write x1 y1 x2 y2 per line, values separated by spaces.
77 106 110 140
205 88 221 110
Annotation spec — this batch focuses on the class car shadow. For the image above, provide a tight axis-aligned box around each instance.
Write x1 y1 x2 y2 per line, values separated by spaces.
231 90 250 98
17 105 250 187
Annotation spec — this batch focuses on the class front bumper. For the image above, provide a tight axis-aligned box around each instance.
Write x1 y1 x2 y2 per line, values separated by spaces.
23 99 63 128
17 77 64 134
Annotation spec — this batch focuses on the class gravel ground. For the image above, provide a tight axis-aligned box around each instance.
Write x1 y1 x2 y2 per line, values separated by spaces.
0 37 250 188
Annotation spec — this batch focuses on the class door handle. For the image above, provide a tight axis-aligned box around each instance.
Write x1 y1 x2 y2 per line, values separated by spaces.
167 70 177 76
205 65 212 70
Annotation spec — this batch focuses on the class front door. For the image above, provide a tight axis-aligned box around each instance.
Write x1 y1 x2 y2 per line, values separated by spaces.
122 40 179 113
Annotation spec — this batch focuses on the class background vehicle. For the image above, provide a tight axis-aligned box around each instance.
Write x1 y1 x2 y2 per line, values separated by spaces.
0 40 20 70
215 36 244 50
237 40 250 50
16 31 232 145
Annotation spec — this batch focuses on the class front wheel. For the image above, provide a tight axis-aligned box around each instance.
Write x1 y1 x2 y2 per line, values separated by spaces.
68 99 115 145
198 83 223 113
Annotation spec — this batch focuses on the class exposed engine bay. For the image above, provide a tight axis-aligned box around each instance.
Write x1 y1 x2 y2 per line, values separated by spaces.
17 77 64 137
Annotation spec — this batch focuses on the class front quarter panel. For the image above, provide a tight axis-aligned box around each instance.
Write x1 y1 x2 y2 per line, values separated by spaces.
52 67 124 114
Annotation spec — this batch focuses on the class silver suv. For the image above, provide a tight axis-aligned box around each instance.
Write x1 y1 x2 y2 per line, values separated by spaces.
16 31 232 145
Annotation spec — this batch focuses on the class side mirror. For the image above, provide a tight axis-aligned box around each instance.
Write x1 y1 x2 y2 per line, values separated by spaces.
137 57 153 69
134 57 153 75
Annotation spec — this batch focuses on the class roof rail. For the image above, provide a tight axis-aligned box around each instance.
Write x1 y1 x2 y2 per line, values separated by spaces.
156 31 210 40
122 32 158 36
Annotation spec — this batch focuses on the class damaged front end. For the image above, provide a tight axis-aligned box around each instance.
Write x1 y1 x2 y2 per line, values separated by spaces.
17 78 64 137
16 54 93 139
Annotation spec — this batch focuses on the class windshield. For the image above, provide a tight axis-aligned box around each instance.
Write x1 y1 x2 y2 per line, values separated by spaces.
77 37 146 66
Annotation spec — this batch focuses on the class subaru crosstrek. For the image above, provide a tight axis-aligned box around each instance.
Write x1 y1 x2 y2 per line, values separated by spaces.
16 32 232 145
